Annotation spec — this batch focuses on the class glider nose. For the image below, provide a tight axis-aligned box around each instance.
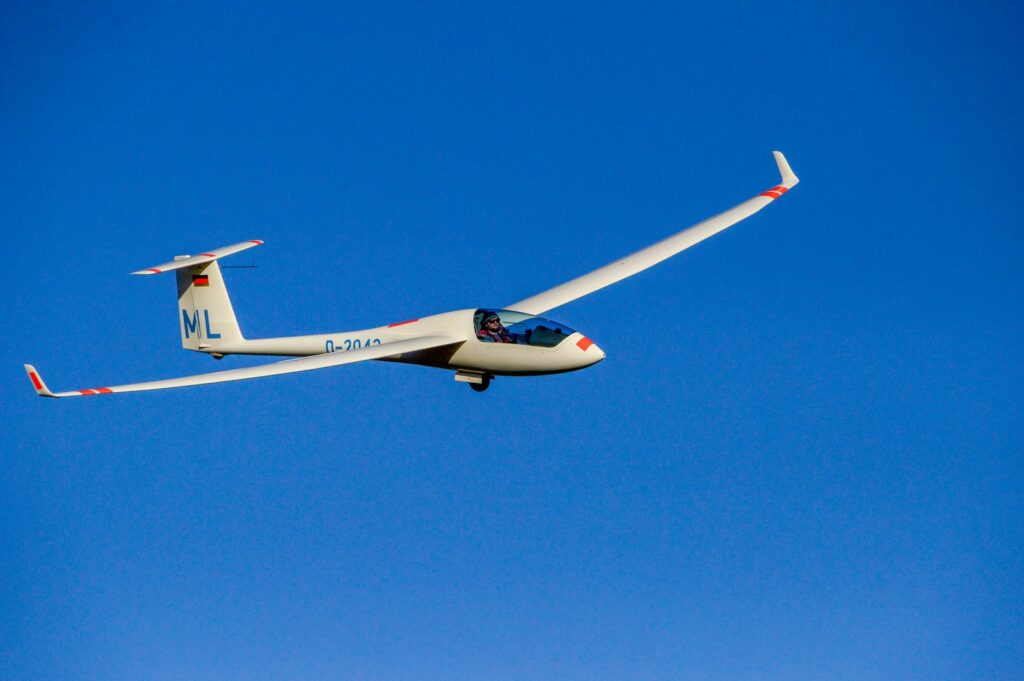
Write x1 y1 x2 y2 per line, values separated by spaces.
575 336 606 365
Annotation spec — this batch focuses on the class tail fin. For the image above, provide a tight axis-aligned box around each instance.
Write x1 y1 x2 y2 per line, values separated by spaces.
176 260 244 351
132 240 260 354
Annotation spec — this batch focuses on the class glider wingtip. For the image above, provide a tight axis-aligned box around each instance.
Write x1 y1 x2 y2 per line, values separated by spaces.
772 150 799 187
24 364 56 397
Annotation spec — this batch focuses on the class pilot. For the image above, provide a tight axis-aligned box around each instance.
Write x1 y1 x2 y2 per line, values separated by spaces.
477 311 515 343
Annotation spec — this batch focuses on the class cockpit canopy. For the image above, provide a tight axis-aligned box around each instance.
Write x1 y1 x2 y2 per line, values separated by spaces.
474 309 576 347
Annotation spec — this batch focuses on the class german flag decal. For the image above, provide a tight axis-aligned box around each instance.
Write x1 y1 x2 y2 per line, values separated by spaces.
192 274 210 287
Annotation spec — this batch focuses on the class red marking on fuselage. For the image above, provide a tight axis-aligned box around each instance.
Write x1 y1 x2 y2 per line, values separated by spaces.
577 337 594 351
388 319 419 327
29 372 43 390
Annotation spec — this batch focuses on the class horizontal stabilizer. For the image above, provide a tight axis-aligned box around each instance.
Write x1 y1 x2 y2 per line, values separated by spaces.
131 240 263 275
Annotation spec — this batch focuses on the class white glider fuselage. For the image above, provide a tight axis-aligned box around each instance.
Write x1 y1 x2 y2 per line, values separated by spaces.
202 308 606 376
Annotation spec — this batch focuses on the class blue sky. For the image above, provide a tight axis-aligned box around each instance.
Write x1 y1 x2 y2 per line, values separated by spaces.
2 2 1021 679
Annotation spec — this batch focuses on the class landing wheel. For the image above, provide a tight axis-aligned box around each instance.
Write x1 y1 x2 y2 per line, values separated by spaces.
469 374 492 392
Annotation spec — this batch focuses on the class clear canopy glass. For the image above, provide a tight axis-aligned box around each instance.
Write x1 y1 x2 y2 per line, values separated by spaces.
474 309 576 347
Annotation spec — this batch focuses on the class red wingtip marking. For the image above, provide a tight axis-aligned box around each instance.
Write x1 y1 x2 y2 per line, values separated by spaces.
249 240 264 245
759 185 789 199
96 387 113 394
78 389 97 395
200 253 217 257
146 268 162 274
577 337 594 351
29 372 43 390
387 319 419 327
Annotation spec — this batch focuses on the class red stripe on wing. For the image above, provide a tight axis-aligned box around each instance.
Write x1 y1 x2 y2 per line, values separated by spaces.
759 185 789 199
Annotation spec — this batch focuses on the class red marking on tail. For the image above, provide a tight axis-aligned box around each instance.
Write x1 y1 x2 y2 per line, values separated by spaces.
29 372 43 390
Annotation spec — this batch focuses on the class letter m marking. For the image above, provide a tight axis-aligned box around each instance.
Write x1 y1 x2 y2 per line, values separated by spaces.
182 309 200 338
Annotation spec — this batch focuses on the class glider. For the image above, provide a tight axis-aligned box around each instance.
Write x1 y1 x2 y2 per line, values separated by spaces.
25 152 798 396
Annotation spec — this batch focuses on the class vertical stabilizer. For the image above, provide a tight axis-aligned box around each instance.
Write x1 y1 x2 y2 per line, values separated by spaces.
176 260 244 352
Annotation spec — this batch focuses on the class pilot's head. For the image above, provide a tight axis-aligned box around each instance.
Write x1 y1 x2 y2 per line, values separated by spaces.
483 312 502 330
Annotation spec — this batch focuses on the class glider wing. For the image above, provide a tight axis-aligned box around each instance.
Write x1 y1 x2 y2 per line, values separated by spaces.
507 151 799 315
25 335 464 398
